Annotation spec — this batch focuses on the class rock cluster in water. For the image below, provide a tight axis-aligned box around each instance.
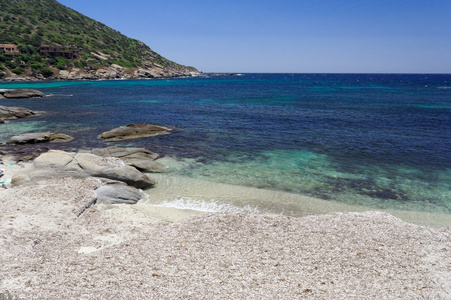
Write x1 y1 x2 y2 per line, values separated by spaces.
1 89 172 144
1 89 171 205
0 89 44 123
0 88 43 125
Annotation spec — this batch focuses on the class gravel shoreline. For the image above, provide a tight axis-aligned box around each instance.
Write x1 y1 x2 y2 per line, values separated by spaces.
0 163 450 299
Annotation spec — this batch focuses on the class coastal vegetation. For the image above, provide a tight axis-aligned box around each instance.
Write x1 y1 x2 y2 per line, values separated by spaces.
0 0 195 78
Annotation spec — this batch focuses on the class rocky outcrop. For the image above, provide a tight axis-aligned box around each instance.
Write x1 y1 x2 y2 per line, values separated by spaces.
94 67 121 79
57 69 84 80
51 64 201 81
90 146 166 173
11 150 156 189
0 89 44 98
99 124 172 141
0 105 38 120
7 132 74 145
1 65 202 81
135 68 158 78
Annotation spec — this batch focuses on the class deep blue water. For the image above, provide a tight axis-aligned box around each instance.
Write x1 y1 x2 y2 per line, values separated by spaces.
1 74 450 214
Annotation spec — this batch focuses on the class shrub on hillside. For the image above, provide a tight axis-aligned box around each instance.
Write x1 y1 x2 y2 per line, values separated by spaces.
11 67 25 75
39 66 53 77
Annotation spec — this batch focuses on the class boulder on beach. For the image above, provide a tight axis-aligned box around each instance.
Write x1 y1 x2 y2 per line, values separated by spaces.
0 89 44 99
7 132 74 145
90 146 166 172
0 105 38 120
98 123 172 141
11 150 156 189
95 183 143 204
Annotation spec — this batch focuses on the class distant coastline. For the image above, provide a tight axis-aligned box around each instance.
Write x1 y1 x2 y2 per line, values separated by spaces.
0 65 202 82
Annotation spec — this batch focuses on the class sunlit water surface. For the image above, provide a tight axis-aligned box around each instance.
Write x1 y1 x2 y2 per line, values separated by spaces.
1 74 450 225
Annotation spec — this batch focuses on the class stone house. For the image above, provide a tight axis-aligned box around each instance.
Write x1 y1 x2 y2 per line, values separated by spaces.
0 44 20 55
39 45 80 59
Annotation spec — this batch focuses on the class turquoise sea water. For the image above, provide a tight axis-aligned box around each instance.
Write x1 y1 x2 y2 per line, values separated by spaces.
1 74 450 219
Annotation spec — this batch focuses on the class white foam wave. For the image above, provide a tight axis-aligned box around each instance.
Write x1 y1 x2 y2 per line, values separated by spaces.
46 93 73 97
150 197 261 214
437 86 451 89
138 189 150 202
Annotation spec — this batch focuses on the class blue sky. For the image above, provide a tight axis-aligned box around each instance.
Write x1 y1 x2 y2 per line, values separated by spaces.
58 0 451 73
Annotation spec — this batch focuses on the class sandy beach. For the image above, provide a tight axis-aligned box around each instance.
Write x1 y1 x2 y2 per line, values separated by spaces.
0 156 450 299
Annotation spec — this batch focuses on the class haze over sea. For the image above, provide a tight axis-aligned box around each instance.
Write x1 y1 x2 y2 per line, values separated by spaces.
1 74 450 224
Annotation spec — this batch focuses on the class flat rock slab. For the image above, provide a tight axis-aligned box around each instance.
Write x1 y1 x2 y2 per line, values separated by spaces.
0 88 44 99
0 105 37 120
91 146 159 160
90 146 165 172
126 159 166 173
99 124 172 141
7 132 74 144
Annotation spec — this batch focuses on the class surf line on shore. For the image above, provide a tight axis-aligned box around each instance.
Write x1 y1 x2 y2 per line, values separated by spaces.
140 173 451 228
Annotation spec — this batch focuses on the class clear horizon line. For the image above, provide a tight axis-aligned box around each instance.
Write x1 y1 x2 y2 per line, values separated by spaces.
202 71 451 75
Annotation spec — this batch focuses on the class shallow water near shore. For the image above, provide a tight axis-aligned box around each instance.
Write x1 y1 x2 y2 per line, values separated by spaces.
1 74 450 224
140 157 451 227
141 172 451 227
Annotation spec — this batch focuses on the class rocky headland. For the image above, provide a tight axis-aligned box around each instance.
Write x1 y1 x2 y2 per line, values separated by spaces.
1 0 203 82
58 63 202 80
1 63 202 82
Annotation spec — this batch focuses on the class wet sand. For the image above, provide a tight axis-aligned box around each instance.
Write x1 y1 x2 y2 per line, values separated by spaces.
143 173 451 228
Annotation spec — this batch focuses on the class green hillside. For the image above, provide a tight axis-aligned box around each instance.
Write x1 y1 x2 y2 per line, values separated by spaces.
0 0 197 78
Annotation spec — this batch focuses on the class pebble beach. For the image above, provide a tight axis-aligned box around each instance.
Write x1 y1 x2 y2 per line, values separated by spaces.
0 156 450 299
